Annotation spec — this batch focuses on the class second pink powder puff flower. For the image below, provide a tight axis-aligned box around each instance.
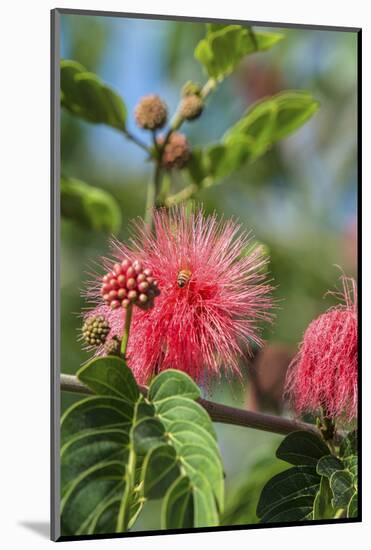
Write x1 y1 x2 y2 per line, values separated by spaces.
285 276 358 422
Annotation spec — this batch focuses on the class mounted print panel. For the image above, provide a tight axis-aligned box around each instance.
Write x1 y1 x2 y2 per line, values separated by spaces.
51 8 361 542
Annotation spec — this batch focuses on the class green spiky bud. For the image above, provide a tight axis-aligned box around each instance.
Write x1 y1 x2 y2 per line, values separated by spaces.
82 315 110 347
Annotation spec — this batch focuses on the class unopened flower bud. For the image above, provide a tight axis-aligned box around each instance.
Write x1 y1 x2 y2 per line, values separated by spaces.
181 81 202 97
126 278 136 289
179 94 204 121
101 257 161 311
138 281 149 292
135 95 167 130
82 315 110 347
104 336 121 357
159 132 191 170
128 290 138 302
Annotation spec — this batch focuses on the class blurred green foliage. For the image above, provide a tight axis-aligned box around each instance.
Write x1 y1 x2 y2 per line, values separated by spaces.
195 25 284 79
61 60 127 130
222 453 288 525
61 177 122 232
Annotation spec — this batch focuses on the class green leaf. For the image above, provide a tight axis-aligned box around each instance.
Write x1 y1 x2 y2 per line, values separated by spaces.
187 148 211 188
61 361 224 534
77 356 139 402
61 59 127 130
347 491 358 518
161 473 219 529
316 455 344 478
61 461 125 536
180 444 224 511
167 419 221 459
132 417 166 455
149 369 200 402
344 454 358 480
313 476 335 520
142 445 181 499
222 456 288 526
61 177 122 233
276 431 330 466
330 470 355 509
191 471 219 527
224 91 319 159
60 60 85 107
206 23 230 33
257 465 320 523
207 138 252 180
61 360 141 535
61 427 129 490
340 430 357 458
60 395 133 447
190 92 319 187
161 476 194 529
155 396 216 438
195 25 284 80
257 429 358 525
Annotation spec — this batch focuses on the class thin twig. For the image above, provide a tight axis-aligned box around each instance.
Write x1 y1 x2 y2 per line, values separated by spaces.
152 129 160 155
200 77 217 99
123 129 151 154
162 77 218 154
60 373 319 437
165 183 198 207
143 76 219 226
145 161 163 228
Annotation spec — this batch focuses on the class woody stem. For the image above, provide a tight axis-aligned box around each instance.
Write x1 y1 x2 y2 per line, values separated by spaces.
60 373 319 438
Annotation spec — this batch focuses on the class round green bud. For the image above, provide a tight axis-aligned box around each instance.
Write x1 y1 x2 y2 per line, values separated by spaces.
82 315 110 347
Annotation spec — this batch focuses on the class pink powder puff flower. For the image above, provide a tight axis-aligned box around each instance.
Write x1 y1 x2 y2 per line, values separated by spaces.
84 206 273 385
285 276 358 422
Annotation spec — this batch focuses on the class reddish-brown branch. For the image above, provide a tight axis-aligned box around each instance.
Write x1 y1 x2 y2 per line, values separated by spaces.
60 373 318 437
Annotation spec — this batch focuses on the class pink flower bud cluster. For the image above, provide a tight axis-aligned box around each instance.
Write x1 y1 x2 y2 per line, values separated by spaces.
101 259 160 311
